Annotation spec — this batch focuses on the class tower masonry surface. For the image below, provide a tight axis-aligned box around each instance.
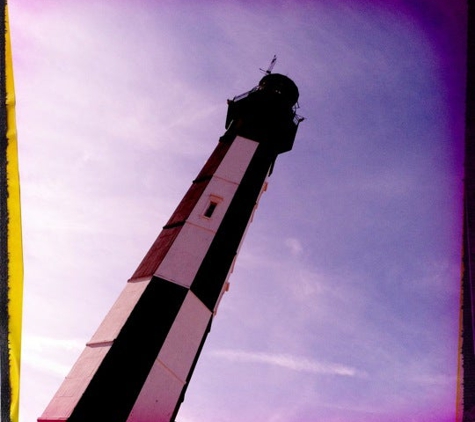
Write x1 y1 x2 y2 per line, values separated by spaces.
38 72 302 422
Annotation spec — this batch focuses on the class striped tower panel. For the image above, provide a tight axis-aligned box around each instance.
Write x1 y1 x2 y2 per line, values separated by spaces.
153 136 259 290
131 140 232 280
39 71 302 422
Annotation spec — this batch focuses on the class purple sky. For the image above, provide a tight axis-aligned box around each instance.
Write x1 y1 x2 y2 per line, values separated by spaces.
9 1 465 421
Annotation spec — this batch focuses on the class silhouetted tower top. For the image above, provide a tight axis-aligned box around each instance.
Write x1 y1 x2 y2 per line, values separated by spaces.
259 73 300 104
225 73 302 155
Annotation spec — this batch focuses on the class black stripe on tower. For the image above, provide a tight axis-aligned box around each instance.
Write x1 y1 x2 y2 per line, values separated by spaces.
0 1 11 420
190 141 275 311
67 277 188 422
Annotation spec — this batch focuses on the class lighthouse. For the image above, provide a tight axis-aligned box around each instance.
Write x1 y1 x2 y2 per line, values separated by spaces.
38 68 302 422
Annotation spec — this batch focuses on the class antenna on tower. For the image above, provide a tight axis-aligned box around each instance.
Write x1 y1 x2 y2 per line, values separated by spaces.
260 55 277 75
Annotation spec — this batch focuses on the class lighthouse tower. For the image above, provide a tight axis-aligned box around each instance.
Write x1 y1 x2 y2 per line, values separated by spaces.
38 69 302 422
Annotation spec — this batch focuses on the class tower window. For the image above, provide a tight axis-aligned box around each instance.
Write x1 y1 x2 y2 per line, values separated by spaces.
202 195 223 219
204 201 218 218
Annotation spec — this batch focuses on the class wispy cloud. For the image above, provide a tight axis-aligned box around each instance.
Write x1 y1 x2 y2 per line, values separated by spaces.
285 237 303 256
23 355 73 378
22 335 84 376
211 349 367 377
24 335 84 352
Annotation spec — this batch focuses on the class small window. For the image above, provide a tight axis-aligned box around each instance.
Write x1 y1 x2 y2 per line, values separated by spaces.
202 195 223 219
204 201 218 218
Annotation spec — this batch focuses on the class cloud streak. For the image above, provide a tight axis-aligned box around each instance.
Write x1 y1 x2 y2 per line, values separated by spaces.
22 335 84 376
211 349 367 377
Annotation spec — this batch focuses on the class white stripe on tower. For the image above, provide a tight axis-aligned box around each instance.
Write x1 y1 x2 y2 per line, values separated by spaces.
38 279 150 421
125 291 211 422
153 136 259 289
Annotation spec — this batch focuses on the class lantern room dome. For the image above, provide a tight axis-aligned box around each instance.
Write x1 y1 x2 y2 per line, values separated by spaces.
258 73 299 106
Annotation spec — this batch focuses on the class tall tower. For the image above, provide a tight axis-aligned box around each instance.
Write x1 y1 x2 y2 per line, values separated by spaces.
38 70 302 422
